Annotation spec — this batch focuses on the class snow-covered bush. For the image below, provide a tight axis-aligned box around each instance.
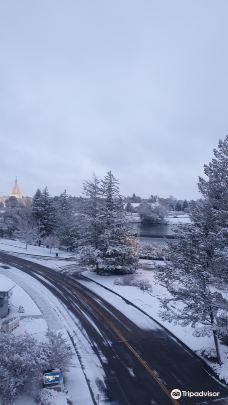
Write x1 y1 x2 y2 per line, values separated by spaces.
132 279 152 292
198 347 217 362
114 277 152 292
140 243 168 259
38 388 69 405
79 246 101 268
138 202 167 224
38 389 57 405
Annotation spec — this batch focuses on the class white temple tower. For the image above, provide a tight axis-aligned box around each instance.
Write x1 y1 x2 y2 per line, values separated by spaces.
10 178 22 199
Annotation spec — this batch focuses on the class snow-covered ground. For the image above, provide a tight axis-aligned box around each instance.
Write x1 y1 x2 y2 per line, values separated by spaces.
0 238 73 258
0 237 78 272
166 214 190 224
81 268 212 351
1 237 227 384
0 273 47 342
81 266 228 382
0 267 98 405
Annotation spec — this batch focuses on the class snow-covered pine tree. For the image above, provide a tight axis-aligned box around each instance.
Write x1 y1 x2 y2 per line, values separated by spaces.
155 136 228 365
156 200 228 364
82 175 103 249
32 188 43 221
79 172 139 274
198 135 228 280
54 191 80 250
79 175 104 268
40 187 56 237
98 171 139 274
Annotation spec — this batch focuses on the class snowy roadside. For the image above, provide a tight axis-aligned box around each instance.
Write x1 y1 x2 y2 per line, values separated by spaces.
0 266 100 405
0 237 78 272
0 238 74 259
1 238 228 384
80 268 213 351
79 267 228 383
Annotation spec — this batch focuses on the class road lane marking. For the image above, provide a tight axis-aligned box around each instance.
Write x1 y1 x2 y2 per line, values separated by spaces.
73 287 180 405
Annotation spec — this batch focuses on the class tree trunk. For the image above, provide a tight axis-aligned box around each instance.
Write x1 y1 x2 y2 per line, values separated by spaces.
210 310 222 365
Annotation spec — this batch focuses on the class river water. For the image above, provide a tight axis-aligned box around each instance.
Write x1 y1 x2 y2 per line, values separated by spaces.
130 221 179 246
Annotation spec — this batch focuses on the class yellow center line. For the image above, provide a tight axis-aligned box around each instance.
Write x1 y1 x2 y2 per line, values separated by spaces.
73 287 180 405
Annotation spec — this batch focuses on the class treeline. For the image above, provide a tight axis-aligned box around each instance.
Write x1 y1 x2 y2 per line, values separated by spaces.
2 171 139 275
126 193 190 212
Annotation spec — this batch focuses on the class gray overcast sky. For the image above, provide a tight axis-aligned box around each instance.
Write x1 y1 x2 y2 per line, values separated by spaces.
0 1 228 199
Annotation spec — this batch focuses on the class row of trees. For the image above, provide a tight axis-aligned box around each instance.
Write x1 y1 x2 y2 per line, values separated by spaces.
157 136 228 364
4 171 139 274
126 193 190 212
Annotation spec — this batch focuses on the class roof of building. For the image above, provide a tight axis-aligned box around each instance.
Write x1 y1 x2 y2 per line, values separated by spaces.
0 275 15 292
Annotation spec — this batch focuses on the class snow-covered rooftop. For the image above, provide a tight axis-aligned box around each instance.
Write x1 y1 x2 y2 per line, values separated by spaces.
0 275 15 292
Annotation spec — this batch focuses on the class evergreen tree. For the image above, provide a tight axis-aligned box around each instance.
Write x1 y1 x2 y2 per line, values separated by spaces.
54 191 80 250
82 175 104 250
198 135 228 273
80 172 139 274
98 171 139 274
156 137 228 364
32 189 43 221
32 188 56 239
32 188 44 241
40 187 56 236
175 200 182 211
182 200 189 211
156 201 228 364
125 202 134 213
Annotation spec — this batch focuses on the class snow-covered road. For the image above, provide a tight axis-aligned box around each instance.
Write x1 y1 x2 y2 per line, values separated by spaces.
1 251 228 405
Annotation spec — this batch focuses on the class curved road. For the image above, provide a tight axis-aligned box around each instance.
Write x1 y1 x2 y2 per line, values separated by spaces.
0 251 227 405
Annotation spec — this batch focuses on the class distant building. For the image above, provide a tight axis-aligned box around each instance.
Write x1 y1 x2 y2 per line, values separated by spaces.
0 275 15 318
10 177 22 199
0 178 32 208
